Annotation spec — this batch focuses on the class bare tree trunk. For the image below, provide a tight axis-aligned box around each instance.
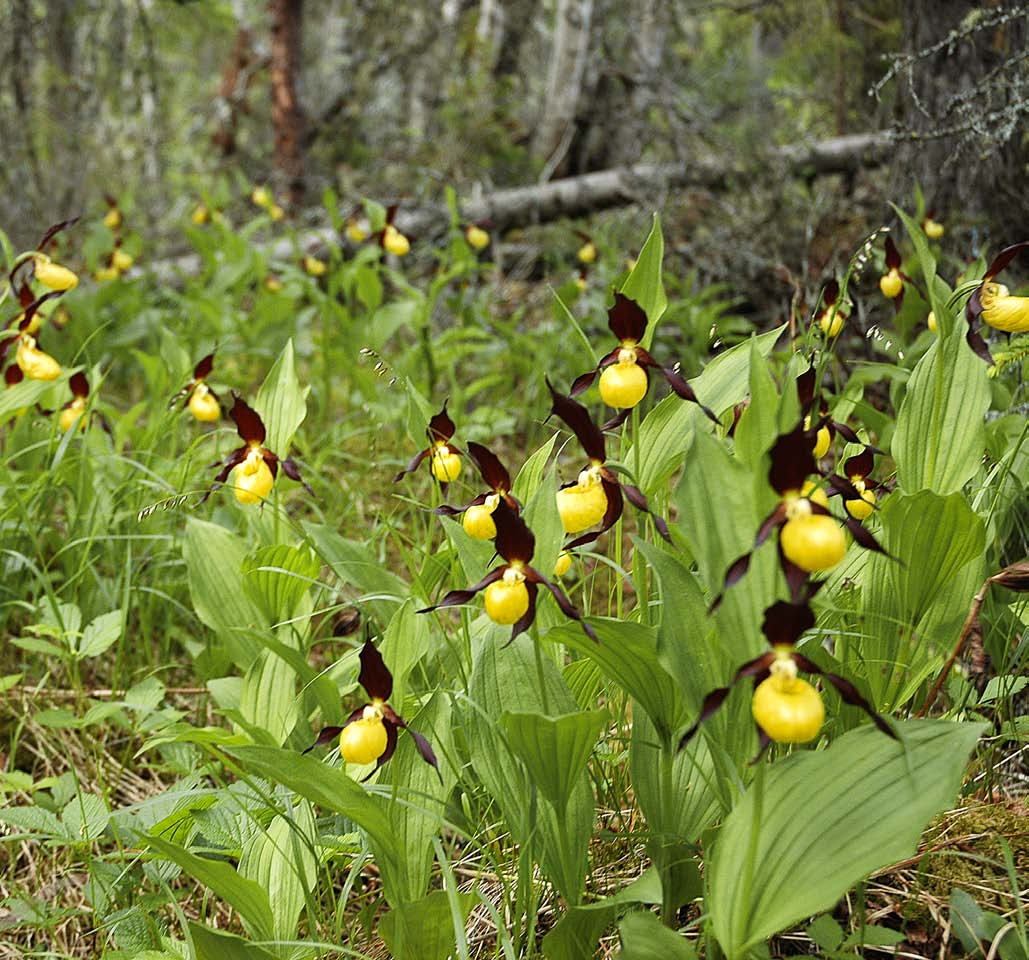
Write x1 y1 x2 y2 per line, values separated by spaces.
213 26 258 156
533 0 594 179
891 1 1029 240
269 0 305 209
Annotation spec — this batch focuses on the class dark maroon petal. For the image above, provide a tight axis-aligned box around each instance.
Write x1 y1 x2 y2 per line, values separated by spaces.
884 235 901 270
37 218 79 254
608 292 647 342
302 725 345 754
769 424 817 495
394 447 430 482
280 457 313 494
193 353 215 381
778 546 814 604
4 364 24 387
709 552 753 613
407 729 442 779
826 475 862 501
793 655 897 740
845 517 889 555
570 368 599 397
385 203 399 226
660 366 719 423
761 600 815 648
431 503 469 517
621 482 671 543
200 446 248 503
493 498 535 564
892 288 904 312
358 640 393 701
418 567 506 613
823 278 839 307
428 401 456 443
528 568 598 642
600 408 633 432
795 367 816 410
677 652 773 750
754 503 788 549
984 240 1029 280
842 449 875 480
466 441 511 492
966 320 994 364
547 378 606 462
502 581 539 647
69 372 89 399
19 291 65 333
262 449 280 480
229 394 267 445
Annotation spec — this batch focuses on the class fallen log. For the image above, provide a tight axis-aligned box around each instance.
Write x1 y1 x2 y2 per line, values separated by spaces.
148 131 893 282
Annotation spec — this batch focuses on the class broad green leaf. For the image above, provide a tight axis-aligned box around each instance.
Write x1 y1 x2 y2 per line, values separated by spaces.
673 428 778 669
253 338 308 456
618 910 697 959
380 598 433 708
188 922 276 960
466 636 592 903
892 328 989 494
707 719 985 959
731 338 780 469
238 799 317 940
378 694 456 906
0 805 67 840
633 539 714 712
0 368 71 424
146 834 275 941
241 544 320 625
893 204 955 329
238 649 298 744
622 214 667 341
183 518 265 668
847 491 985 710
547 618 687 745
61 793 109 843
633 324 786 495
542 868 664 960
229 745 395 860
629 708 720 847
379 890 476 960
303 521 409 624
512 433 558 503
76 610 123 659
523 463 564 591
501 709 606 816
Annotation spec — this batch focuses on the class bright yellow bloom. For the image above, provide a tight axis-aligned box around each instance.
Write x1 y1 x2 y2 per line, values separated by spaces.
980 282 1029 333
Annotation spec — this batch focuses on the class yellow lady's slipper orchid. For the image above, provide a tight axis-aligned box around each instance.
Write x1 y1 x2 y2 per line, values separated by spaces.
466 224 490 250
979 282 1029 333
577 241 596 264
303 255 327 277
111 249 134 272
34 256 79 292
383 224 410 256
16 335 61 380
191 204 210 225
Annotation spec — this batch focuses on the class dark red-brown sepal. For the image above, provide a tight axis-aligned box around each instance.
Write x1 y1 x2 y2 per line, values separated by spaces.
4 364 24 387
791 652 896 740
494 498 535 564
466 441 518 509
658 363 720 424
608 292 648 342
761 598 816 647
547 378 607 462
677 652 775 750
229 394 266 445
418 568 506 614
619 476 671 543
358 639 393 701
984 241 1029 281
884 235 902 271
769 423 817 496
302 725 345 754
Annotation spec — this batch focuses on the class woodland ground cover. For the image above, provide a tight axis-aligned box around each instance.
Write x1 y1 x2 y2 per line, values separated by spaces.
0 195 1027 960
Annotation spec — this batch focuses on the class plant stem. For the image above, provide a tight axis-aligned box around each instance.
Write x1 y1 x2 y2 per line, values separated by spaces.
659 740 677 924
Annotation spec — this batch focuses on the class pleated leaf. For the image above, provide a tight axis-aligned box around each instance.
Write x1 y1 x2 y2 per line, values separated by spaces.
501 709 606 816
253 338 308 456
184 518 266 668
241 544 320 624
379 890 477 960
146 833 275 942
707 719 985 959
189 922 277 960
622 214 667 341
633 324 785 495
547 618 687 745
892 324 989 495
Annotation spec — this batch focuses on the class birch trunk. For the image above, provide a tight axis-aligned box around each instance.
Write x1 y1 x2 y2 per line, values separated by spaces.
269 0 306 209
533 0 594 179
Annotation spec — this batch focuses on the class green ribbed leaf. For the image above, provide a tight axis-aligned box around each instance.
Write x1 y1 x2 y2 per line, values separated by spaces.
146 834 274 941
892 327 989 495
501 709 606 816
623 214 667 341
708 719 985 959
241 543 320 624
253 338 308 456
